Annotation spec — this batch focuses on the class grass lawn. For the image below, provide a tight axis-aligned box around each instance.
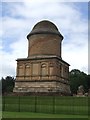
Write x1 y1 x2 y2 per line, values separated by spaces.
2 96 89 119
2 111 88 118
2 96 88 115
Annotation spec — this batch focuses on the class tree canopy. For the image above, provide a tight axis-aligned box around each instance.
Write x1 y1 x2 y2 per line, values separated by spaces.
69 69 89 94
1 76 15 94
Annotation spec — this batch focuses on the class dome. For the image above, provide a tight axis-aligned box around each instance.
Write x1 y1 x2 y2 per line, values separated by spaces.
27 20 63 39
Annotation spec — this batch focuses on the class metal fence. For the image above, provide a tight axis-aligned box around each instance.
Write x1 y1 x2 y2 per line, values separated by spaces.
2 96 88 115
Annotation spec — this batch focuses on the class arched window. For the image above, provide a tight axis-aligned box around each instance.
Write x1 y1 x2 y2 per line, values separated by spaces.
61 66 64 77
18 65 24 75
41 63 47 76
25 65 30 76
59 64 61 76
32 64 39 75
49 63 54 75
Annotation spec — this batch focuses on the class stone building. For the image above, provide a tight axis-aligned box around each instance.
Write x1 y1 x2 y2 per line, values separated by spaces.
13 20 71 95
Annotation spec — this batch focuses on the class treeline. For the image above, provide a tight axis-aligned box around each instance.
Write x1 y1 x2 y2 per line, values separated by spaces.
0 69 90 95
0 76 15 94
70 69 90 94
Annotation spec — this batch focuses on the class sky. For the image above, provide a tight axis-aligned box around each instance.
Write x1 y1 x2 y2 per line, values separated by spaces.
0 1 88 78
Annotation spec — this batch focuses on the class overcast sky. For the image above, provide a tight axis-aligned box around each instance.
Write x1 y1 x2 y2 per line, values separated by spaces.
0 1 88 78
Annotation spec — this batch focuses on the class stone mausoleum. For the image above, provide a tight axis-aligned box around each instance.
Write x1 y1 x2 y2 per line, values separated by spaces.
13 20 71 95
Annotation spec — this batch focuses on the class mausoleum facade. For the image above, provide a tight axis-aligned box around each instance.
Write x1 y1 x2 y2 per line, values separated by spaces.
13 20 71 95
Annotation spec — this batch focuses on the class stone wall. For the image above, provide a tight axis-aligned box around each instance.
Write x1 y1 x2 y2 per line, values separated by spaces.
13 81 70 94
16 57 69 82
28 34 62 58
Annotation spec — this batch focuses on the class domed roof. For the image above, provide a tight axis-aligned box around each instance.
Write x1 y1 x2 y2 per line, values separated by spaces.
27 20 63 39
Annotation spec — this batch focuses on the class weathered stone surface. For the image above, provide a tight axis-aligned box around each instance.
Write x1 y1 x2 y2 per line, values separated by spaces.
13 81 70 94
28 34 62 57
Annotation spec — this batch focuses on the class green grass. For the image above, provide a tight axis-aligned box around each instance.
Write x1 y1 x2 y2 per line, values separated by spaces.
2 111 88 118
2 96 89 118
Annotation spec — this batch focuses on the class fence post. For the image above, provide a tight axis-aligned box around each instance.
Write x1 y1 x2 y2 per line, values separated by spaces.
18 96 20 112
35 96 37 113
73 96 74 115
2 96 5 111
53 96 55 114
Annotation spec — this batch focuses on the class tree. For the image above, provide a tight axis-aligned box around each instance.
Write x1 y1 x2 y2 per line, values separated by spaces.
1 76 15 94
69 69 88 94
87 74 90 89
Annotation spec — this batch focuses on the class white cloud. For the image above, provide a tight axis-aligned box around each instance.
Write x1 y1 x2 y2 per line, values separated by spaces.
0 2 88 78
0 37 28 78
1 0 89 2
62 42 88 72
